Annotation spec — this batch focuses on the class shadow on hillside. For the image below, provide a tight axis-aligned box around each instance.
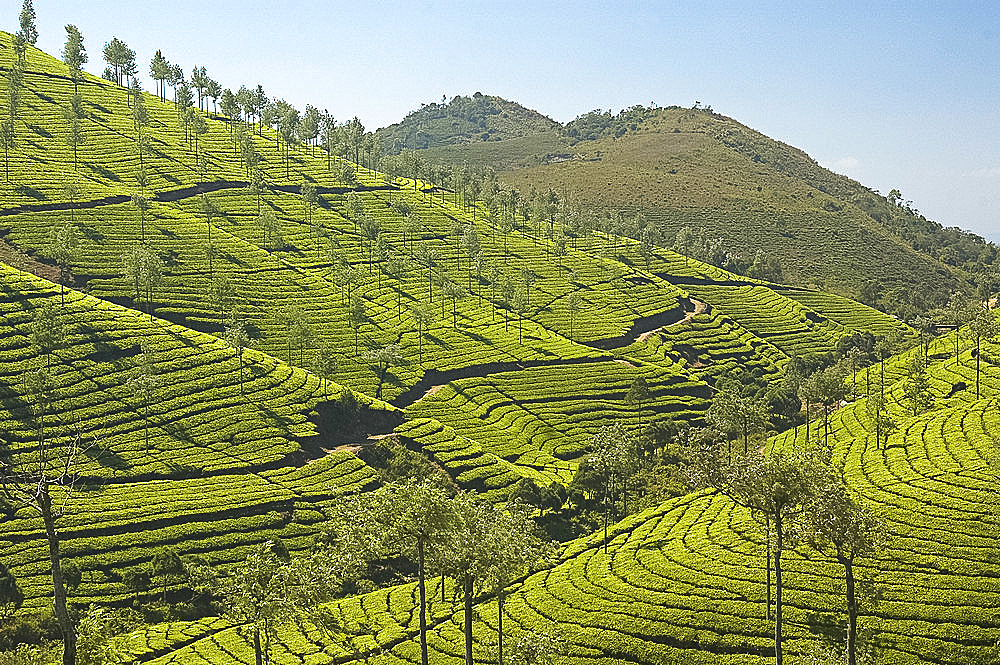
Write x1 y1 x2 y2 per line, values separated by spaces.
84 100 112 116
0 380 34 433
27 123 51 138
308 391 405 450
220 252 246 268
14 185 45 200
805 611 846 652
165 328 199 348
84 443 131 471
425 333 453 350
259 404 294 428
457 328 490 344
83 342 141 366
84 162 120 182
80 225 105 244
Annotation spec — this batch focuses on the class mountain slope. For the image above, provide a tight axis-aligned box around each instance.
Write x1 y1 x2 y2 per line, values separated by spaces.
384 99 989 316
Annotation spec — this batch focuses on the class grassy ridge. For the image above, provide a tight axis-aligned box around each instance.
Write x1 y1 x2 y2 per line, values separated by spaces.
389 98 977 312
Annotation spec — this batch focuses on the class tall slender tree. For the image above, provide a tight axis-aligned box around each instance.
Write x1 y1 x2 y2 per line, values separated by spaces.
589 423 640 552
120 243 162 318
301 180 318 245
339 480 454 665
131 78 149 174
410 302 434 363
224 316 251 395
63 94 86 171
311 343 337 398
197 539 358 665
0 119 14 182
966 307 998 399
149 50 170 101
625 376 652 429
298 104 320 154
48 221 79 307
131 193 150 242
939 293 974 366
62 25 87 94
689 445 825 665
126 342 158 454
1 423 88 665
101 37 131 86
368 344 404 400
566 290 583 340
18 0 38 45
31 301 64 369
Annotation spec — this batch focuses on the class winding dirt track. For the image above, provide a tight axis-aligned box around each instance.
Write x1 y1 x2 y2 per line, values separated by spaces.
636 297 709 343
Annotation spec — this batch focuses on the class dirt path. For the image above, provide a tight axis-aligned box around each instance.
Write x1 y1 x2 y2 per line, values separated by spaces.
0 234 61 281
390 356 606 410
422 384 445 400
636 298 708 344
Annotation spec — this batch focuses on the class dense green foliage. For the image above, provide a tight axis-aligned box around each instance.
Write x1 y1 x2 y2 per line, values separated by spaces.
377 93 559 154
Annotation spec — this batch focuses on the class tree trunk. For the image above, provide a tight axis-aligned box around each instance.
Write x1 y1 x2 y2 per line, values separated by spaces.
765 515 772 621
880 359 885 403
844 555 858 665
264 617 272 664
253 624 263 665
774 514 784 665
603 475 610 553
41 492 76 665
463 573 474 665
418 538 429 665
976 338 981 399
497 590 505 665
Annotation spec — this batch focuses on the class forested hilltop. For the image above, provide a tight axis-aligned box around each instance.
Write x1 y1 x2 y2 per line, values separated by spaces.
381 98 997 319
0 7 999 665
377 93 560 152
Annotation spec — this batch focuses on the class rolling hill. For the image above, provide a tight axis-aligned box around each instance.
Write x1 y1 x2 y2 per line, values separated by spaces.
379 99 996 318
1 28 996 665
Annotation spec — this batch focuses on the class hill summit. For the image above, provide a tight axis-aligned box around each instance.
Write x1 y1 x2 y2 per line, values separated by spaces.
382 97 998 318
377 92 560 152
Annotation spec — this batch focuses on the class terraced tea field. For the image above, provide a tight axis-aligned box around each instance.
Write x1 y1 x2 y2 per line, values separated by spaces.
2 29 983 665
120 322 1000 665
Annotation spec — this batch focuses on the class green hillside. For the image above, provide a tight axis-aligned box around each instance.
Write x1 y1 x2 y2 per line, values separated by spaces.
377 93 560 154
3 26 993 665
103 308 1000 665
385 100 995 318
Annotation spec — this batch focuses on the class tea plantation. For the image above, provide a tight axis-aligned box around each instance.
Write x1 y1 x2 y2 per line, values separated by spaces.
0 28 994 665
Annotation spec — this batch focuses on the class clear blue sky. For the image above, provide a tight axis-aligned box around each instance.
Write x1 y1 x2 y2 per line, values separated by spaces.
16 0 1000 240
